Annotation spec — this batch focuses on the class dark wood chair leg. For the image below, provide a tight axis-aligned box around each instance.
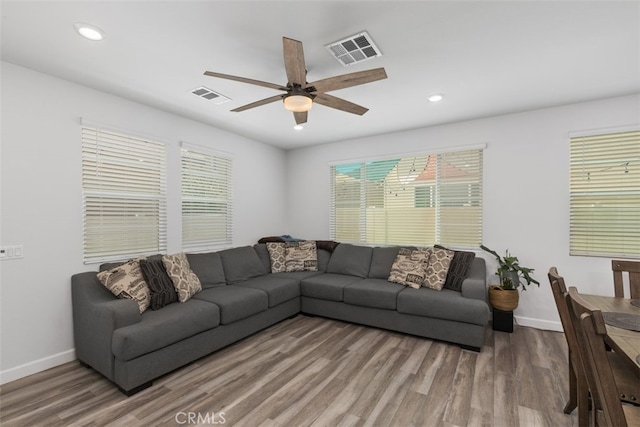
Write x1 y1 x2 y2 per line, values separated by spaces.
563 357 578 414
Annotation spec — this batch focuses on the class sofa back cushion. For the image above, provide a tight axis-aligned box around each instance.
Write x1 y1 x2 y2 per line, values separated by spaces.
368 246 401 279
219 246 267 284
187 252 227 288
254 243 272 272
326 244 373 278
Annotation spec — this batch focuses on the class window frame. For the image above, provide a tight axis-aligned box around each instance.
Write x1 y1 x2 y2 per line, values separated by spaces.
569 126 640 258
81 124 167 264
329 145 484 248
180 143 233 252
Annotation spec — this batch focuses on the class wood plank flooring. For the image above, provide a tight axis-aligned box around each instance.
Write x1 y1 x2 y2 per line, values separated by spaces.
0 315 577 426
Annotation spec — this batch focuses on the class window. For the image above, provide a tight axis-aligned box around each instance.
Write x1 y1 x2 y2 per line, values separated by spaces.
569 129 640 258
81 126 167 263
181 144 233 251
330 147 483 247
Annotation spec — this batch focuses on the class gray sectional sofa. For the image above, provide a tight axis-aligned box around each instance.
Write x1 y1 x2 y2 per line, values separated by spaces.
71 242 488 395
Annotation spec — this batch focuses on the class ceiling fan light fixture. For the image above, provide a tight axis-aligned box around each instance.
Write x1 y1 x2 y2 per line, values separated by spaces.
283 94 313 112
74 23 104 41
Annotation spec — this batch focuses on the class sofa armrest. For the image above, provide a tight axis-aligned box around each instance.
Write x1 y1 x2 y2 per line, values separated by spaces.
71 272 140 380
461 257 487 302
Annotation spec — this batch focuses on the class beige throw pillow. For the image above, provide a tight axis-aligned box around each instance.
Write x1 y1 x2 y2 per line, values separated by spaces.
162 253 202 302
285 241 318 272
266 242 287 273
388 247 432 289
97 258 150 313
423 247 455 290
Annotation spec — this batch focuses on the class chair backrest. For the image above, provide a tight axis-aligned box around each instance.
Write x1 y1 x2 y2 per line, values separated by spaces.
567 286 629 427
612 260 640 299
547 267 584 376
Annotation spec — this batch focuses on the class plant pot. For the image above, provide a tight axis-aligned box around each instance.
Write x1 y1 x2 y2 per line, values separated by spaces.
488 285 519 311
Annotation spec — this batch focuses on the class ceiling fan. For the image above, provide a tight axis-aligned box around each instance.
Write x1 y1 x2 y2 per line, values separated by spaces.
204 37 387 125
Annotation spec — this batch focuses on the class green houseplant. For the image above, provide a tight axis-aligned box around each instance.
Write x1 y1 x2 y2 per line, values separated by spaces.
480 244 540 310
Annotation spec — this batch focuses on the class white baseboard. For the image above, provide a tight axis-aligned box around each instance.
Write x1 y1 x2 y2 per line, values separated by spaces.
0 349 76 385
514 315 563 332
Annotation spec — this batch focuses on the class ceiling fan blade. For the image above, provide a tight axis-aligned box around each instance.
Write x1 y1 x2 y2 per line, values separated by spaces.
308 68 387 93
293 111 307 125
313 93 369 115
231 94 283 112
283 37 307 87
204 71 286 91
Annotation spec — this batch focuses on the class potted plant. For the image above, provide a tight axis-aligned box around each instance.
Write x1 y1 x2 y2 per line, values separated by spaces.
480 244 540 311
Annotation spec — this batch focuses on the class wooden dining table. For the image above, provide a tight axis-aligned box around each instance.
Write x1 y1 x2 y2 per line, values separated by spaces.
581 293 640 377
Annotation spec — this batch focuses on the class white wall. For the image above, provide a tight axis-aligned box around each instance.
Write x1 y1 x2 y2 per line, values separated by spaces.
285 94 640 331
2 58 638 384
0 61 288 383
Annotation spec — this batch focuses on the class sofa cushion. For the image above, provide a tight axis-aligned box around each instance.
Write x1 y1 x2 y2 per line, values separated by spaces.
368 246 401 279
254 243 272 272
397 287 490 325
423 247 455 290
270 270 325 281
434 246 476 292
266 242 287 273
300 273 363 302
326 244 373 278
344 278 405 310
192 286 268 324
97 258 151 313
285 241 318 272
388 248 431 289
112 298 220 361
219 246 267 284
139 258 178 310
235 275 300 307
186 252 226 288
162 253 202 302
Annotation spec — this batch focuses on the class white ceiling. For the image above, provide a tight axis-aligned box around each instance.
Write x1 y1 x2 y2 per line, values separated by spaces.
2 1 639 150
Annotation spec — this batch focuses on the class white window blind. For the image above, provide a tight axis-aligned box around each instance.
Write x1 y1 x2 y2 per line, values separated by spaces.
181 145 233 251
81 126 167 263
330 148 483 247
569 129 640 258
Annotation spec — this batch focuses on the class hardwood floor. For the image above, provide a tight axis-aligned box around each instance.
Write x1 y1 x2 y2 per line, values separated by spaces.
0 315 577 426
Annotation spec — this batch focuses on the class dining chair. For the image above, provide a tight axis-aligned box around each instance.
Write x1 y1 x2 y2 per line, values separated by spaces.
549 268 639 422
568 286 640 427
548 267 589 425
612 260 640 299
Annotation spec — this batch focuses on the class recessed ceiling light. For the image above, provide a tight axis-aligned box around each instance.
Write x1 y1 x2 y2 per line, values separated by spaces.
293 125 304 131
428 94 444 103
74 23 104 41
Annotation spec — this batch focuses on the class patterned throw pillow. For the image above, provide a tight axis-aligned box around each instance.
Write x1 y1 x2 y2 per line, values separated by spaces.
162 253 202 302
139 258 178 310
388 247 432 289
97 258 150 313
285 241 318 272
266 242 287 273
439 247 476 292
423 247 455 290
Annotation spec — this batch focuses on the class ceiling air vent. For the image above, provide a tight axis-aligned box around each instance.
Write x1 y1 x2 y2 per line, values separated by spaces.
191 86 230 105
325 31 382 67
